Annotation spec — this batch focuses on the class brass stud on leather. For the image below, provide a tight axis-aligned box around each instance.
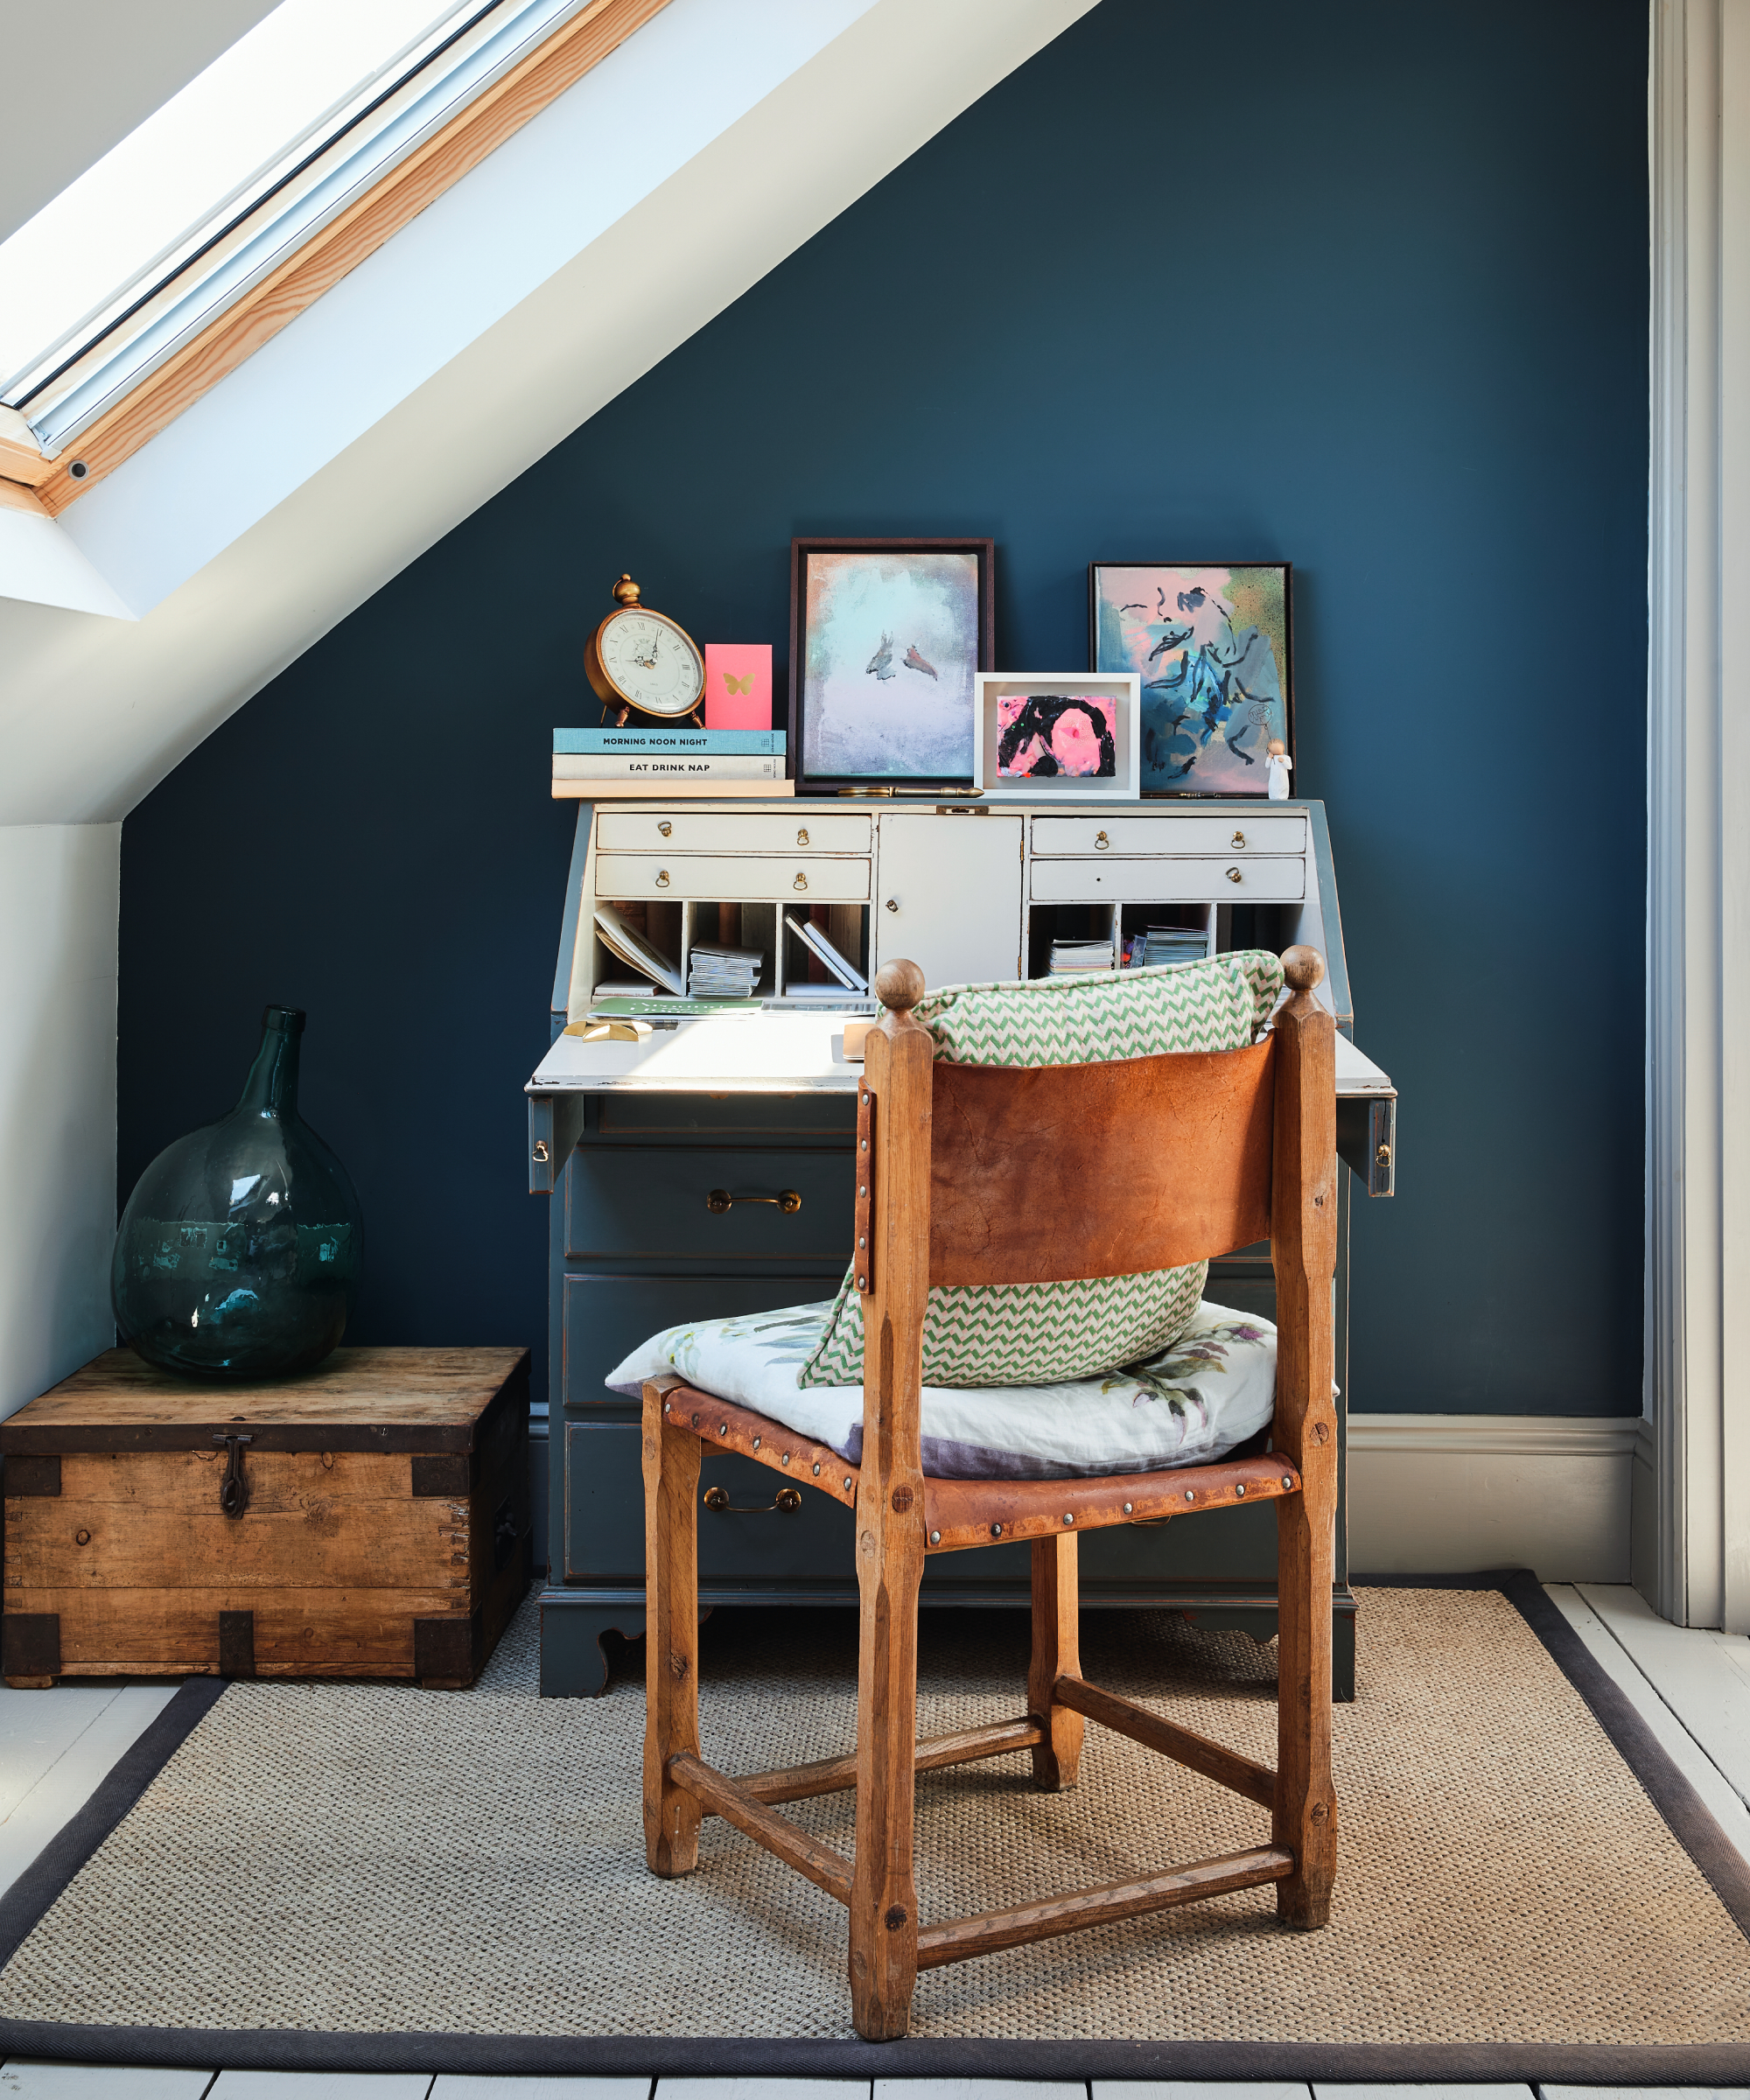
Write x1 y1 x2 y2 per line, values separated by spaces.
718 1424 728 1437
752 1436 761 1450
1282 1474 1293 1488
1062 1512 1074 1525
690 1412 700 1427
1123 1502 1133 1515
1184 1488 1195 1502
844 1476 853 1491
928 1530 941 1544
812 1461 821 1475
1236 1482 1246 1496
990 1522 1003 1537
780 1452 790 1466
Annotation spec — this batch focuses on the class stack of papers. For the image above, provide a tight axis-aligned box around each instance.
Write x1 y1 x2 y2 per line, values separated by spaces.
1047 938 1116 976
594 904 682 994
1127 924 1210 969
785 913 868 992
688 941 764 999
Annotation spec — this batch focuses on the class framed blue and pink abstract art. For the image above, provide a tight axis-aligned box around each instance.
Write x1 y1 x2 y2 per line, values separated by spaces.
789 537 994 792
1089 562 1293 798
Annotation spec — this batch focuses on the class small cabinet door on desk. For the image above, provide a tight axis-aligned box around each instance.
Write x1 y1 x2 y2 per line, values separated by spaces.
874 812 1023 987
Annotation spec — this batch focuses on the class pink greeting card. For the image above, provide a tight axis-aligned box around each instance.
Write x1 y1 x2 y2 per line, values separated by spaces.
704 644 773 731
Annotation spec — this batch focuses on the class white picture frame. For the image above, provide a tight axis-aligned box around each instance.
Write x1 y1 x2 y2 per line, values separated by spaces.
971 673 1141 801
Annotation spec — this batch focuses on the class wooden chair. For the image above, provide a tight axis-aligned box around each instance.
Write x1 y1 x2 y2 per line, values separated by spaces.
640 946 1338 2040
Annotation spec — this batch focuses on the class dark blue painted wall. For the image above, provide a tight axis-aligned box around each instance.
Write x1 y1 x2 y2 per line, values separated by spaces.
119 0 1648 1416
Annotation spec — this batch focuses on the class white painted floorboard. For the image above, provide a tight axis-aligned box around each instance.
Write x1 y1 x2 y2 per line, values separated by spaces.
0 2064 214 2096
875 2087 1083 2100
1093 2086 1312 2100
1544 1584 1750 1866
1541 2088 1750 2099
1314 2088 1534 2100
430 2081 653 2099
0 1681 180 1899
207 2074 434 2096
1575 1583 1750 1804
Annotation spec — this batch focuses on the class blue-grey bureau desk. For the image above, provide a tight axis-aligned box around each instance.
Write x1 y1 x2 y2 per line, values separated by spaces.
526 796 1396 1697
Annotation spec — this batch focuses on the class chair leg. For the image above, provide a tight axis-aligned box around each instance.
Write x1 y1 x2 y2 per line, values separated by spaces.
1028 1533 1083 1790
641 1380 703 1879
1273 1484 1335 1927
847 1495 926 2040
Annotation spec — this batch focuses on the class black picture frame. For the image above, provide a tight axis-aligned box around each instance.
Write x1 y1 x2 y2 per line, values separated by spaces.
789 536 996 794
1088 561 1294 800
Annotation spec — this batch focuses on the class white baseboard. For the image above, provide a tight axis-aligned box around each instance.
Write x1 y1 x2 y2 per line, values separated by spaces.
1347 1414 1640 1582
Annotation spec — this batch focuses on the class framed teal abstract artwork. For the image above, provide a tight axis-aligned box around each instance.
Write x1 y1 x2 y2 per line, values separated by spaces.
1089 562 1293 798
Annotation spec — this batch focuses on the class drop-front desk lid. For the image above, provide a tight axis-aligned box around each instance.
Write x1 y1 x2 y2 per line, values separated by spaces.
525 1006 1395 1099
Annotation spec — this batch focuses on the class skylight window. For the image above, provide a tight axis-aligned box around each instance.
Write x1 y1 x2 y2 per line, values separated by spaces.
0 0 592 458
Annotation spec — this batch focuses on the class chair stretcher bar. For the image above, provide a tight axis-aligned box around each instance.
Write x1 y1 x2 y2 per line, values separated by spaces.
737 1716 1046 1806
1052 1671 1277 1808
914 1844 1295 1970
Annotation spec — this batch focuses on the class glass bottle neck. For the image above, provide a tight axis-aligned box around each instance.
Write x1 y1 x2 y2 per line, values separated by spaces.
237 1023 301 1119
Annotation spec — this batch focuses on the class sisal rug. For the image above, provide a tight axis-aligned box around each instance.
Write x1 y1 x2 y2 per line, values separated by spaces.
0 1574 1746 2080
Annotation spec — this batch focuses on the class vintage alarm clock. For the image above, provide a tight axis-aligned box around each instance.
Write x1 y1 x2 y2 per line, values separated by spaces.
584 575 706 724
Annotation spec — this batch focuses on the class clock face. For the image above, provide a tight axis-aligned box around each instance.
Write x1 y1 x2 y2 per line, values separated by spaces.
598 608 704 718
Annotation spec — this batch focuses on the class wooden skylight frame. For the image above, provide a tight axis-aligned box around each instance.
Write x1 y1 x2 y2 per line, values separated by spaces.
1 0 669 517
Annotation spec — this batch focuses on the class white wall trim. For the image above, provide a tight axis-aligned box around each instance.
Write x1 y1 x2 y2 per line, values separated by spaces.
1350 1414 1643 1459
1348 1413 1635 1582
1647 0 1750 1632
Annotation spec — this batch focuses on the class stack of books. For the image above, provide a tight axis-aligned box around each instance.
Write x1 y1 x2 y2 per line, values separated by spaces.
553 728 789 799
593 903 682 994
785 913 868 992
688 942 764 999
1127 925 1211 969
1047 937 1116 976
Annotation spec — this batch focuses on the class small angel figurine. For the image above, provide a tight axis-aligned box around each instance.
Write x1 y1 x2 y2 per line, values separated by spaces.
1265 738 1293 802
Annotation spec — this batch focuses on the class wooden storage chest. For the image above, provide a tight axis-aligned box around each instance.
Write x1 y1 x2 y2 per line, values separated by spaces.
0 1346 530 1687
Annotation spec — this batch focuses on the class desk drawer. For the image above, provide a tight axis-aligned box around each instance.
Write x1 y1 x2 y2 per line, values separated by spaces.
562 1274 841 1412
565 1421 858 1581
1030 856 1306 903
566 1147 854 1260
597 812 871 855
596 853 871 902
1030 816 1307 857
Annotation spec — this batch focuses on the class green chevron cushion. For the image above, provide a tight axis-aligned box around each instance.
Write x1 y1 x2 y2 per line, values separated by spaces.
799 949 1284 1389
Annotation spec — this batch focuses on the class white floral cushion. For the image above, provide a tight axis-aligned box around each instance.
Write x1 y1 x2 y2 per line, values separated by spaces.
606 1297 1278 1480
799 950 1285 1389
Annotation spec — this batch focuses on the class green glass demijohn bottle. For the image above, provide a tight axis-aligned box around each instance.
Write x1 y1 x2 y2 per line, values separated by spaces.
112 1006 363 1379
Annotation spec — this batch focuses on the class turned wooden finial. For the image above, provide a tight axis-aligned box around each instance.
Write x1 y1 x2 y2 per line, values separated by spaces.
1281 945 1325 999
874 958 926 1031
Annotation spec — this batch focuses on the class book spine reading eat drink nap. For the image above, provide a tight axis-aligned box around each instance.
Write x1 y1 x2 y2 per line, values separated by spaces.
552 753 786 780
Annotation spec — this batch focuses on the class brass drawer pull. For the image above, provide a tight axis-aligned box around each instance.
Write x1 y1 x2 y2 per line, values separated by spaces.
704 1485 802 1515
1230 830 1246 849
657 821 672 837
1226 866 1243 885
793 872 808 891
1095 830 1110 850
655 869 671 888
885 897 899 913
706 1188 802 1214
796 827 809 845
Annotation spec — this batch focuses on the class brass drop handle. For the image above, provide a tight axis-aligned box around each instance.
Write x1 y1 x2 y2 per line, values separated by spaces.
655 869 671 888
657 821 673 837
1230 830 1246 849
704 1485 802 1515
1376 1143 1392 1166
1226 866 1243 885
796 827 809 846
706 1188 802 1214
793 872 808 891
885 897 899 913
1095 830 1110 850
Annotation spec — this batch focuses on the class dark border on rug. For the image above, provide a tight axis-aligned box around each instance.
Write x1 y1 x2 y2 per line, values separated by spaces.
1 1575 1746 2081
0 1675 225 1973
